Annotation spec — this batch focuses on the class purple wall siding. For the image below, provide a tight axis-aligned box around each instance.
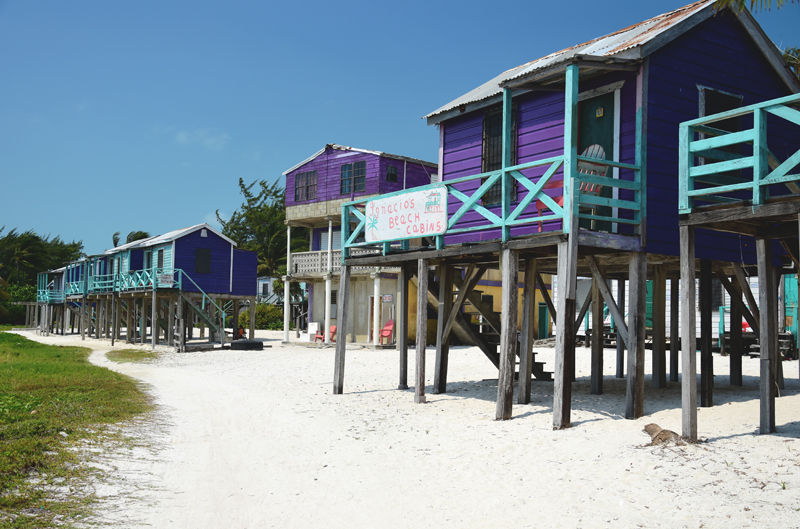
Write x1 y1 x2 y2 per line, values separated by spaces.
441 70 639 244
285 148 380 208
231 249 257 297
174 231 233 295
379 158 436 195
645 12 795 262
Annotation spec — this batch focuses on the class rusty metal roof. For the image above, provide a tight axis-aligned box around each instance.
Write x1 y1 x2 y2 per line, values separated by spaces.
424 0 796 124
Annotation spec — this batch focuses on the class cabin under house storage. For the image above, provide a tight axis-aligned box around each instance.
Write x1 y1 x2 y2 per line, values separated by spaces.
35 224 258 351
330 0 800 438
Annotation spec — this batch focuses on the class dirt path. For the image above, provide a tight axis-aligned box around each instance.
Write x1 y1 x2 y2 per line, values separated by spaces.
14 330 800 528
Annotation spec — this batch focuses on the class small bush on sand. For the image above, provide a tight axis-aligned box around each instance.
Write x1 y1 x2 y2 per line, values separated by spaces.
238 304 283 331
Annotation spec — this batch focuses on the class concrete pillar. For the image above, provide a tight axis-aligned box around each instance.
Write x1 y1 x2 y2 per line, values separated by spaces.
325 219 333 343
373 270 381 346
284 224 292 343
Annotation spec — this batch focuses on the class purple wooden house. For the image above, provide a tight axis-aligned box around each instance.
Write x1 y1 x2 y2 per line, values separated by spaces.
283 144 437 344
332 1 800 433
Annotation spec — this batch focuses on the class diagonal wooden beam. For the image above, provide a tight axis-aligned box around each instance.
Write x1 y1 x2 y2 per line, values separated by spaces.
574 286 593 335
586 256 628 348
536 272 557 322
453 269 500 334
442 265 484 343
716 270 759 334
732 263 760 323
780 239 800 271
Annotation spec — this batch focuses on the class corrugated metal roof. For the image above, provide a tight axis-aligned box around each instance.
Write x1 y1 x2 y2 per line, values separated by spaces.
104 223 235 255
282 143 437 176
424 0 719 121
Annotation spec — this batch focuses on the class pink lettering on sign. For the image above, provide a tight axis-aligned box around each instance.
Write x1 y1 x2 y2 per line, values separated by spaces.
365 187 448 243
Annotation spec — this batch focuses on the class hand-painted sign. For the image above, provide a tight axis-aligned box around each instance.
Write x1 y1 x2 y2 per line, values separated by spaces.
365 186 448 243
382 294 393 303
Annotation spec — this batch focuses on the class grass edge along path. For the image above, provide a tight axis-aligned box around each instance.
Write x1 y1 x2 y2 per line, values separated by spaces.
0 332 154 528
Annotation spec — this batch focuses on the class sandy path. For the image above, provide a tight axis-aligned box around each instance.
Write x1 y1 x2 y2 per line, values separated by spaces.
13 331 800 528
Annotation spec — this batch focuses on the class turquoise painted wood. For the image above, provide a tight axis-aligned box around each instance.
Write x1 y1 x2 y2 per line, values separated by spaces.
679 93 800 214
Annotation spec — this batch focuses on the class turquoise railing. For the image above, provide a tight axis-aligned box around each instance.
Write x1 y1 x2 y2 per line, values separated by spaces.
341 64 644 260
679 93 800 213
36 289 65 304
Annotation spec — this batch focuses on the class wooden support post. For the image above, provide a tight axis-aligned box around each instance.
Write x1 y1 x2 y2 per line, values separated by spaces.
414 259 429 403
397 265 410 390
756 239 776 433
536 272 557 323
110 294 117 346
249 298 256 341
94 300 101 339
616 279 626 378
434 265 454 394
176 296 184 352
775 268 784 391
729 275 743 386
168 296 175 346
62 302 68 336
125 299 132 343
496 249 518 420
700 259 713 408
139 298 146 344
652 264 667 388
680 226 697 441
518 258 537 404
626 251 647 420
81 297 86 340
333 265 351 395
553 240 577 429
591 273 603 395
733 263 760 323
232 300 240 340
670 276 680 382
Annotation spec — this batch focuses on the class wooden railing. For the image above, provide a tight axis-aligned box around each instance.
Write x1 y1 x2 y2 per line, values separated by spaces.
679 93 800 213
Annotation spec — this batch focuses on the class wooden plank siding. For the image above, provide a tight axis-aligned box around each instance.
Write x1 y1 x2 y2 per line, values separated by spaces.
173 230 233 295
645 12 797 262
440 71 639 244
286 146 436 209
232 249 258 296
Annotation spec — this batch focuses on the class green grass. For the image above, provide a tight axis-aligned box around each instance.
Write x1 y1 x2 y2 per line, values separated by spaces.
105 349 159 364
0 326 16 332
0 332 153 528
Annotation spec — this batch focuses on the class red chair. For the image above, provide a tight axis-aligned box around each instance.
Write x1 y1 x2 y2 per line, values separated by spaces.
379 319 394 345
536 144 608 231
315 325 336 342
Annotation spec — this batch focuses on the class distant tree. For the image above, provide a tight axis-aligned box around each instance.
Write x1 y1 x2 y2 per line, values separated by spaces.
217 179 308 278
715 0 796 11
125 231 150 244
0 228 83 286
112 231 121 247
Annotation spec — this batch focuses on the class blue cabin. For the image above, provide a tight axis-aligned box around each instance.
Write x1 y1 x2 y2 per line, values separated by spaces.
36 223 259 350
330 1 800 432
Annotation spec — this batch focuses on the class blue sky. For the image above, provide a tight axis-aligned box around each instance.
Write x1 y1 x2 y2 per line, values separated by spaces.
0 0 796 256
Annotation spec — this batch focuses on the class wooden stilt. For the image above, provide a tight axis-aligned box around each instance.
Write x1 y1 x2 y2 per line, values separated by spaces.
125 298 132 343
232 300 240 340
249 298 256 341
669 276 679 382
397 265 410 390
434 265 454 394
756 238 776 433
414 259 429 404
81 297 86 340
729 275 743 386
333 265 351 395
616 279 626 378
553 240 577 429
680 226 697 441
518 258 537 404
110 294 117 346
176 295 184 352
626 251 647 419
774 267 784 391
700 259 713 408
168 296 175 346
652 265 667 388
591 272 603 395
496 249 518 420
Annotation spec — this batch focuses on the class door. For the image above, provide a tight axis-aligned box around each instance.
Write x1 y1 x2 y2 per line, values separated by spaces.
578 91 615 232
538 302 549 339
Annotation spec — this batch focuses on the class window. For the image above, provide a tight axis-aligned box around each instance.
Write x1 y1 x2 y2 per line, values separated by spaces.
294 170 318 202
144 251 152 270
331 290 338 305
699 87 743 168
386 165 398 183
262 283 269 295
341 161 366 194
340 164 352 194
195 248 211 274
157 249 164 270
481 107 517 206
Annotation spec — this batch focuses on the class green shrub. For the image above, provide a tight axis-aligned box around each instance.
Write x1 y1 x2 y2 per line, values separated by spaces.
0 283 36 325
238 304 284 330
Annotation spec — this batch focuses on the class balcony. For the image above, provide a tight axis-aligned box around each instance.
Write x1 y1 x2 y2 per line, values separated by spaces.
291 248 397 276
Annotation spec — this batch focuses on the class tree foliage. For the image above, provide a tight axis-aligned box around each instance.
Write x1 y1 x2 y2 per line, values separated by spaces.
0 227 84 286
784 47 800 82
217 179 308 278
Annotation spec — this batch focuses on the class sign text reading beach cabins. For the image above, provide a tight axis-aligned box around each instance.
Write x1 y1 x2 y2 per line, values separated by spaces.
365 186 448 244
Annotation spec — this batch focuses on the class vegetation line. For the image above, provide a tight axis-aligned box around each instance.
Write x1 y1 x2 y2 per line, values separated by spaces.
0 332 153 528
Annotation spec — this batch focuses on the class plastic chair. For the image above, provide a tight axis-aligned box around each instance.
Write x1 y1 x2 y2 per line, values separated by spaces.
315 325 336 342
379 319 394 345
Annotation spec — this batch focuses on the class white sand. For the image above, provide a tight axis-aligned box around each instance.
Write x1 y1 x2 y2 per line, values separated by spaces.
12 330 800 528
